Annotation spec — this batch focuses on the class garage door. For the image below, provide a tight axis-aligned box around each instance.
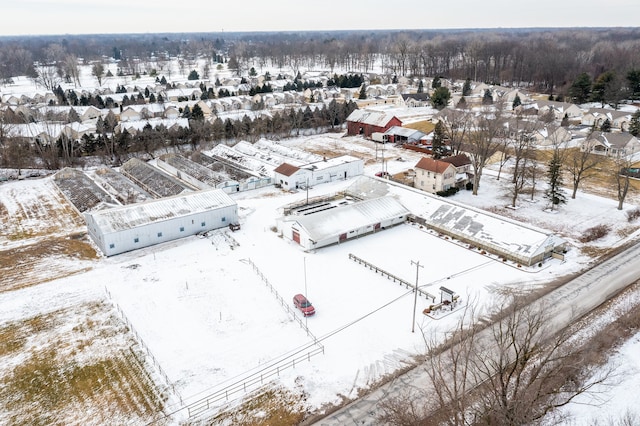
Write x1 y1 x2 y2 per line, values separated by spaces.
292 229 300 244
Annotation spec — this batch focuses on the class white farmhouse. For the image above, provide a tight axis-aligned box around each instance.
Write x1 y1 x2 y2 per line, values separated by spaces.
85 188 237 256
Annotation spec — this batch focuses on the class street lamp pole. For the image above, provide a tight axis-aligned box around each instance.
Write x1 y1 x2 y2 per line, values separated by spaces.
411 260 423 333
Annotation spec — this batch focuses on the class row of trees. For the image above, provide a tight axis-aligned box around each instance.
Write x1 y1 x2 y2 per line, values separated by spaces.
434 103 634 211
0 100 357 170
569 69 640 107
3 28 640 98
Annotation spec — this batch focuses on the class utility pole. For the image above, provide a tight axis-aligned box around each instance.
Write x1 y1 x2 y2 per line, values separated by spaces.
304 256 308 335
411 260 423 333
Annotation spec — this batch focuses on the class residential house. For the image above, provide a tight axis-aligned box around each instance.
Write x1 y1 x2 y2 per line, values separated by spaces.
530 124 572 147
414 157 457 194
401 93 431 108
581 131 640 157
120 106 142 122
582 108 630 130
531 100 583 122
440 154 472 188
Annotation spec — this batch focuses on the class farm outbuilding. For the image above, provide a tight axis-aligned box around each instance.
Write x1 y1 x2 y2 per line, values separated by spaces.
84 188 237 256
277 196 410 250
346 109 402 138
274 155 364 191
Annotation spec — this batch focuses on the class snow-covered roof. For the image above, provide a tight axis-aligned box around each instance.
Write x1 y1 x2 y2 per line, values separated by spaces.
118 118 189 132
345 176 566 263
383 126 425 138
291 196 410 243
85 188 236 234
346 109 400 126
301 155 362 172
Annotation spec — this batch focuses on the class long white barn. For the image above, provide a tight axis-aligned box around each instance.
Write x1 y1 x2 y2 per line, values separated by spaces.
277 196 410 250
85 188 237 256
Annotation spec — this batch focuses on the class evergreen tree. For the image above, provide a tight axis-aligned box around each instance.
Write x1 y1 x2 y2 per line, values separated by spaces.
264 71 271 81
512 94 521 108
392 75 398 84
417 80 424 94
627 69 640 99
629 110 640 136
600 118 612 132
249 67 257 77
591 71 615 107
188 70 200 80
431 87 451 109
432 121 447 159
160 76 167 85
191 104 204 121
569 72 592 104
432 76 442 89
358 85 367 100
482 89 493 105
462 78 472 96
561 113 569 127
545 151 566 210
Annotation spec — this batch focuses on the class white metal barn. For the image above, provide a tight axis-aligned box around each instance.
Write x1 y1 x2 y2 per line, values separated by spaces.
278 196 410 250
273 155 364 191
85 188 237 256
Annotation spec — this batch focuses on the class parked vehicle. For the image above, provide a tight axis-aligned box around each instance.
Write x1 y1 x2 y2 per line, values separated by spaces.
293 294 315 316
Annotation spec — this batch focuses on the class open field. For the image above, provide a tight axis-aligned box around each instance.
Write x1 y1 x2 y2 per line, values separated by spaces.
0 177 98 291
0 301 167 425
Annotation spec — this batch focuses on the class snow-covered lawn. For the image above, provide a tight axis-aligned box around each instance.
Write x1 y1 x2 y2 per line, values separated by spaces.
2 133 640 424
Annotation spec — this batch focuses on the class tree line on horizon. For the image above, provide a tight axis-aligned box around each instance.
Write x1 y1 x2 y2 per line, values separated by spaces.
2 28 640 100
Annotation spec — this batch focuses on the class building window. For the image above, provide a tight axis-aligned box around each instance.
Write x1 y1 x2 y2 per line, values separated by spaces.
180 227 185 232
109 243 115 249
157 232 163 238
201 222 206 227
222 217 226 222
134 238 139 243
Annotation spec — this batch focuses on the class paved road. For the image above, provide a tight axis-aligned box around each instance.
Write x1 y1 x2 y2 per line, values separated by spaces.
314 242 640 425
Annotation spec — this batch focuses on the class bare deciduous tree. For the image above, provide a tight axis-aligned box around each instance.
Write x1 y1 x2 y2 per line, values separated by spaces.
467 102 507 195
380 294 615 426
566 134 603 199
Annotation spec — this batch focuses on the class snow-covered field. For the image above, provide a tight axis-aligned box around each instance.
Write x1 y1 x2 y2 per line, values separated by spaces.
2 133 640 424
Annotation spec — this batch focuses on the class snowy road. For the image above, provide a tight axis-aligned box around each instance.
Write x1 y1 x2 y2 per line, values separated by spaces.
314 242 640 425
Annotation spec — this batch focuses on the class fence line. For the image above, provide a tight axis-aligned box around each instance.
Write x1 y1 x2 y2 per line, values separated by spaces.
348 253 436 302
104 287 183 407
182 258 325 420
185 345 324 419
244 258 321 342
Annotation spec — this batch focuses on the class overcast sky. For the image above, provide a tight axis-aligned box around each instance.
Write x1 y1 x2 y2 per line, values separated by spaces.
1 0 639 36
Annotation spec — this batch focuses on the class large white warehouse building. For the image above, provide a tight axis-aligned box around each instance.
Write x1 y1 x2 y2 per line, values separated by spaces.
85 188 237 256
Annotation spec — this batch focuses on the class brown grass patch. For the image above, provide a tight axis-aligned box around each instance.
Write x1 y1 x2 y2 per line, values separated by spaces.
0 235 98 293
579 245 612 258
0 303 167 425
207 385 308 426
